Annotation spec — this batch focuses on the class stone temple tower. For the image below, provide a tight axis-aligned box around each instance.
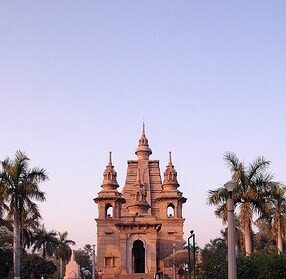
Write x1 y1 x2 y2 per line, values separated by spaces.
94 126 187 279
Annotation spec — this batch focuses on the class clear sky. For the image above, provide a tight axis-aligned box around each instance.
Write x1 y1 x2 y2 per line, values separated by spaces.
1 1 286 249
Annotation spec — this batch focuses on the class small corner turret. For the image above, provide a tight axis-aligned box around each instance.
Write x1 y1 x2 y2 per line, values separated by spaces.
94 152 125 219
156 152 187 219
101 151 119 191
162 151 179 190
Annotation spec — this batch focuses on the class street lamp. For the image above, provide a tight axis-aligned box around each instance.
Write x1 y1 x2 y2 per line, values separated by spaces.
224 180 237 279
92 244 96 279
187 230 196 278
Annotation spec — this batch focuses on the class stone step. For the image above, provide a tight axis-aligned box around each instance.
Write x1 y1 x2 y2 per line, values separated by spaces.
118 273 154 279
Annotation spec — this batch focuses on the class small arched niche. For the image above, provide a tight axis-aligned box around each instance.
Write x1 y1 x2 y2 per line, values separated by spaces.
105 203 114 218
167 203 175 218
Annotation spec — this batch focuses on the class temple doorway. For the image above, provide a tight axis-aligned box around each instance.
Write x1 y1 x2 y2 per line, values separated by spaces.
132 240 145 273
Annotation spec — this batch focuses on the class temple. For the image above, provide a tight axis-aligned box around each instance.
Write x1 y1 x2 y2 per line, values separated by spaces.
94 125 187 279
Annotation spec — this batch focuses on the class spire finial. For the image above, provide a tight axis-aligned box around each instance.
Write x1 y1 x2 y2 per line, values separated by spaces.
109 151 112 165
142 121 145 136
169 151 172 165
71 249 75 261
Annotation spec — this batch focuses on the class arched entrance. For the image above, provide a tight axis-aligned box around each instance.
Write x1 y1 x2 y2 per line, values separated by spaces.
132 240 145 273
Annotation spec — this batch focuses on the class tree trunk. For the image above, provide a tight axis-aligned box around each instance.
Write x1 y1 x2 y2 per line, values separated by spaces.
277 218 283 254
60 257 63 278
43 245 46 260
244 219 252 256
13 210 21 279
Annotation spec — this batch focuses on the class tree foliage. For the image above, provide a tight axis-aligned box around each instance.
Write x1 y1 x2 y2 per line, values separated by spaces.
32 225 58 259
207 152 282 255
237 251 286 279
75 246 93 272
198 242 286 279
197 237 227 279
55 231 76 261
0 226 13 278
0 150 48 278
20 254 56 279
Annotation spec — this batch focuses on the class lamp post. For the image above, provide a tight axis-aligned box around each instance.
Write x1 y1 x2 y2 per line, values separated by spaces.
225 181 237 279
172 243 176 279
92 244 96 279
187 230 196 278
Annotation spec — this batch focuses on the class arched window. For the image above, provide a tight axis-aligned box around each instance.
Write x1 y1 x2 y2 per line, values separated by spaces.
167 203 175 218
105 203 113 218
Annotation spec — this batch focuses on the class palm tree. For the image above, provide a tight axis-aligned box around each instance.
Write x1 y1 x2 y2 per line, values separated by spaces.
208 182 252 255
21 210 42 252
208 152 277 255
0 150 48 279
32 225 58 259
261 184 286 254
55 231 75 278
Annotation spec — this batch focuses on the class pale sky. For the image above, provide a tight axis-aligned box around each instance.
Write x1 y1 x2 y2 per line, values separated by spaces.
1 1 286 249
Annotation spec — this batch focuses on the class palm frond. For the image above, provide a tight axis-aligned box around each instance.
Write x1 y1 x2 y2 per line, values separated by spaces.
247 156 271 182
223 152 240 172
207 187 228 205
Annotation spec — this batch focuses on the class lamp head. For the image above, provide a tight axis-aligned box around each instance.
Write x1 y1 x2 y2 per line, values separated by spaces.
224 180 235 192
190 230 194 235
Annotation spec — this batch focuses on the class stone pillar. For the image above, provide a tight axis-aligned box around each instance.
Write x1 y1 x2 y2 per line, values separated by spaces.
177 202 182 218
149 240 157 274
120 237 127 273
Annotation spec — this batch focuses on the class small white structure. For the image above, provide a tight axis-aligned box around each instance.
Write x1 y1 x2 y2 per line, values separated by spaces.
64 250 81 279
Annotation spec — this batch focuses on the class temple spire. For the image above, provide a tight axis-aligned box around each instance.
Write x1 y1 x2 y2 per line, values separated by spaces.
109 151 112 165
135 123 152 160
142 121 145 136
168 151 173 165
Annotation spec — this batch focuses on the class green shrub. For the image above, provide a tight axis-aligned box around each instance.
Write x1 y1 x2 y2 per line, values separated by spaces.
237 251 286 279
21 254 56 279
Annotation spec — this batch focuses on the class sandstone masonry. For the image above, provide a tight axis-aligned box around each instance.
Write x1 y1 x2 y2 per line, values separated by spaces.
94 125 187 279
